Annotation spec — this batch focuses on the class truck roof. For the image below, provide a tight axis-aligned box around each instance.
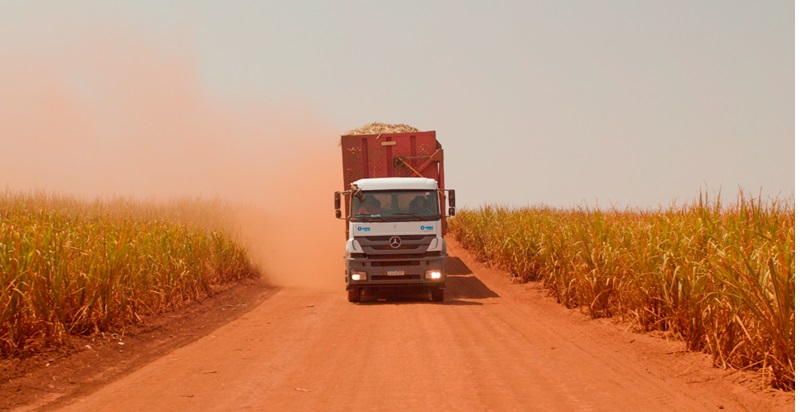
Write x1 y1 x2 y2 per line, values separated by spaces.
353 177 438 191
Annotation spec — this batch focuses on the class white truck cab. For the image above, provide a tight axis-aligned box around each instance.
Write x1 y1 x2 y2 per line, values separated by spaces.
336 177 452 302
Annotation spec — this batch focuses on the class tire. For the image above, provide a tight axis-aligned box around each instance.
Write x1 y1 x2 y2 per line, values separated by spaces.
431 288 444 302
347 288 361 303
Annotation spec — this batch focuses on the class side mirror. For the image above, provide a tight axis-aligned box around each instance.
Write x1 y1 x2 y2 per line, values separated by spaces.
448 190 456 208
334 192 343 219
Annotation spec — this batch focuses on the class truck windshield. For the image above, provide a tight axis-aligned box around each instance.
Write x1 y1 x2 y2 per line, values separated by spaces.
352 190 439 222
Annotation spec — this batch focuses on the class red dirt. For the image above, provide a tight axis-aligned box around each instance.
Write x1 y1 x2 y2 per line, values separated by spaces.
1 238 793 411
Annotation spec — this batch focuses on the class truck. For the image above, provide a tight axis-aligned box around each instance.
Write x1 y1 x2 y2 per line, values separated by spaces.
334 128 455 303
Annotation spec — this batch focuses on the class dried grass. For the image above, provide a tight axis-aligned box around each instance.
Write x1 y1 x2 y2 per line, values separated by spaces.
449 192 795 391
344 122 419 135
0 192 259 356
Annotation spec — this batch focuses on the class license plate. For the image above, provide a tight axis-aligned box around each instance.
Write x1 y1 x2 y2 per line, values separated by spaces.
387 270 405 276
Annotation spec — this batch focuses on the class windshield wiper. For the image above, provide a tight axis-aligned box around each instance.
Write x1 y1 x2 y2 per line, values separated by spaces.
355 215 387 222
391 212 426 221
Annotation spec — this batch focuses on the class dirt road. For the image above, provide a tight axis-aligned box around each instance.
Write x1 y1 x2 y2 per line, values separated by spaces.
26 240 792 411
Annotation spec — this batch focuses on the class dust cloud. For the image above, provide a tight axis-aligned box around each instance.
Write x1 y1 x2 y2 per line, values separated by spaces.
0 29 344 292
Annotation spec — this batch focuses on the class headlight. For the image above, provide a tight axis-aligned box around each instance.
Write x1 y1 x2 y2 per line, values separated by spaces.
350 271 367 281
425 270 442 280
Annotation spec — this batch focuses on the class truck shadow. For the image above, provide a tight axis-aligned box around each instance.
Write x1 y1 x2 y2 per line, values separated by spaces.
357 256 499 305
358 290 482 306
445 256 500 300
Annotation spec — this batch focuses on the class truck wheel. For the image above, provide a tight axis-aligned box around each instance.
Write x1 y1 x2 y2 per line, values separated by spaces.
347 288 361 303
431 288 444 302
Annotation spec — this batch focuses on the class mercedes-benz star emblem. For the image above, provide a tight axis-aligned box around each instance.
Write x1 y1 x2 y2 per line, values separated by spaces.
389 236 402 249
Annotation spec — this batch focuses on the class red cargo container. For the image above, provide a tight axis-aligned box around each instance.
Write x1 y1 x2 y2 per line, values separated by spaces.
340 131 446 233
340 130 444 188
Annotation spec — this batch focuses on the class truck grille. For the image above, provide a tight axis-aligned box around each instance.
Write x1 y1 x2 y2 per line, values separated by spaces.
371 244 418 251
370 260 421 267
355 235 435 256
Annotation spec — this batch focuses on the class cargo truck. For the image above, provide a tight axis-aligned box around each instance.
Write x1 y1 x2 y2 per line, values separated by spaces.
334 130 455 302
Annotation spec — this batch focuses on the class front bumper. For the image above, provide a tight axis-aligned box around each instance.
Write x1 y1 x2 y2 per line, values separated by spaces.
345 254 446 290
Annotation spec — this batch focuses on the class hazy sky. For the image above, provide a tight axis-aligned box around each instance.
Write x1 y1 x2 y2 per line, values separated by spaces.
0 1 794 209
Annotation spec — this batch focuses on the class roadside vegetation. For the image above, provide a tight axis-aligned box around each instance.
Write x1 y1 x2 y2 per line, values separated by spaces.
450 193 794 390
0 191 259 356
